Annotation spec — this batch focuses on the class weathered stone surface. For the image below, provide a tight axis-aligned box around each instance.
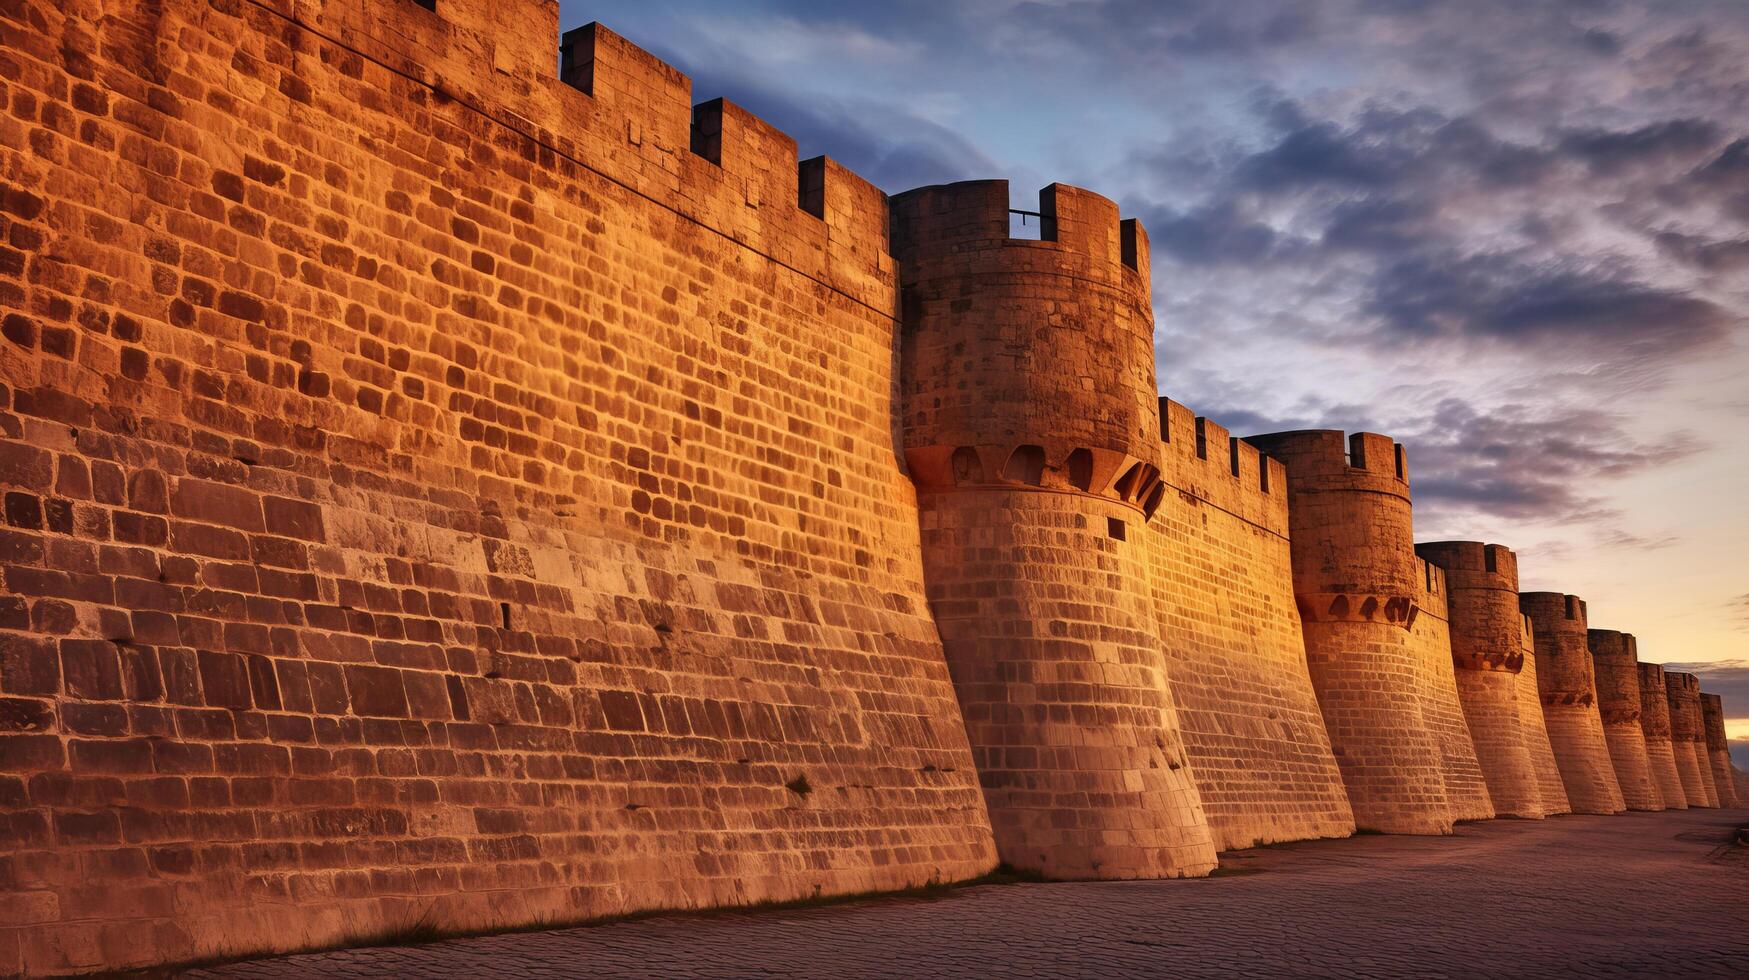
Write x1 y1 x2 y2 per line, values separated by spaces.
1636 662 1690 809
1418 542 1545 818
1520 593 1626 814
892 181 1216 880
1243 431 1453 834
1587 630 1663 811
1149 402 1354 850
1666 672 1718 808
0 0 1741 974
0 2 999 971
1699 693 1741 808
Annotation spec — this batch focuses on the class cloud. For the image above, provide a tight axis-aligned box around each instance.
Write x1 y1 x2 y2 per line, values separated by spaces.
1731 595 1749 634
1365 253 1734 357
1557 119 1723 177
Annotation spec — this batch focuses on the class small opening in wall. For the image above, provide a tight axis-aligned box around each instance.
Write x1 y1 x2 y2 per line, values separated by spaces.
1066 448 1094 491
1394 444 1406 480
1564 595 1577 620
1107 517 1126 541
1484 547 1498 573
409 0 436 10
1009 208 1048 240
500 601 511 630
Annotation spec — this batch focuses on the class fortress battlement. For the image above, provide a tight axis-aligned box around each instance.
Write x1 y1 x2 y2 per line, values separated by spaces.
1156 398 1289 536
1244 430 1409 498
1416 541 1519 595
1521 592 1589 633
889 180 1150 297
294 2 900 308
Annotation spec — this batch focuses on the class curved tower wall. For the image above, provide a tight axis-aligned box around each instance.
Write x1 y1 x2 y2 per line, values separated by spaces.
1146 402 1355 850
1519 594 1625 813
1637 663 1690 808
1700 694 1742 808
1664 672 1715 808
1243 431 1452 834
1417 543 1542 818
1517 618 1572 815
1408 560 1495 821
893 180 1217 878
1586 631 1663 810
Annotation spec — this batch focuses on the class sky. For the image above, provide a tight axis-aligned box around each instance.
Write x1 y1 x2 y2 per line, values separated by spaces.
560 1 1749 751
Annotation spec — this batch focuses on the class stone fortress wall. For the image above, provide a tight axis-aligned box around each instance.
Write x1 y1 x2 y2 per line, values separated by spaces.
0 1 1741 973
1144 403 1354 851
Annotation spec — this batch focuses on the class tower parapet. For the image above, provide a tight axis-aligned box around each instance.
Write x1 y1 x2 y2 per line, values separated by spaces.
1417 542 1542 817
1699 693 1742 808
1664 672 1717 807
894 181 1164 516
1586 631 1664 810
1636 663 1690 808
1243 430 1451 834
1519 594 1625 813
895 180 1216 879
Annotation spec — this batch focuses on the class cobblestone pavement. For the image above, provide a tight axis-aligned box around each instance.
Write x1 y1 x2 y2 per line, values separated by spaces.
190 807 1749 979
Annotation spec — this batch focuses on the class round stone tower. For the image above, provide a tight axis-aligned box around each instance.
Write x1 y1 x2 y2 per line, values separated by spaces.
1700 693 1742 808
1516 616 1571 815
1665 672 1716 807
1586 630 1664 810
891 180 1216 879
1636 663 1690 808
1243 430 1451 834
1518 593 1625 814
1416 542 1542 818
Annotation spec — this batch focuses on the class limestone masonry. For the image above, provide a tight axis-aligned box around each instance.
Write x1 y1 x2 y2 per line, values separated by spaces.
0 1 1741 973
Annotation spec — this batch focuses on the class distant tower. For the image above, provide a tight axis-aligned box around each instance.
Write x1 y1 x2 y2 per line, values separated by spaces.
1517 616 1572 814
1417 542 1543 818
1664 673 1716 807
1519 593 1625 813
1636 663 1690 808
1700 693 1742 808
1244 430 1451 834
892 180 1217 878
1586 631 1663 810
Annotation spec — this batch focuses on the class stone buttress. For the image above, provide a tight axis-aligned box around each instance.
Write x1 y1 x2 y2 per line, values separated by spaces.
1408 558 1495 821
1516 617 1572 815
1665 672 1717 807
1586 631 1663 810
1242 431 1452 834
1700 693 1742 808
1520 594 1625 813
1417 543 1542 818
1636 663 1690 808
892 180 1217 878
